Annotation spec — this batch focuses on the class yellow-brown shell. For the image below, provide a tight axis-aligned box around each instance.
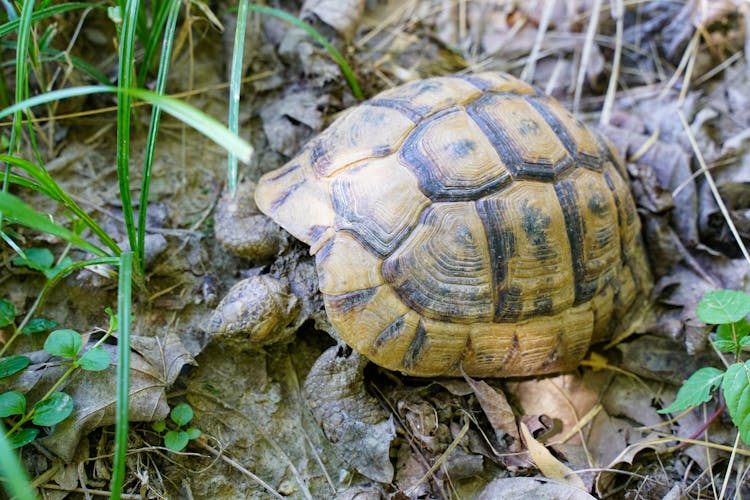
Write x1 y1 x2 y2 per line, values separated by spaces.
255 72 651 377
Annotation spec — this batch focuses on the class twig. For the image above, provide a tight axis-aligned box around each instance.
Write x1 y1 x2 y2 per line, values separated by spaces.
678 110 750 266
521 0 555 83
574 0 603 116
194 441 284 500
600 0 623 125
719 432 742 500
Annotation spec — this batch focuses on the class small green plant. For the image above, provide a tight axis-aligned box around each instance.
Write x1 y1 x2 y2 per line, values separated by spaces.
0 307 113 448
152 402 201 452
659 290 750 444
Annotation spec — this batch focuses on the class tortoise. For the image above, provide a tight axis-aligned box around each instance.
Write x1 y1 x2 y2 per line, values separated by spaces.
254 72 651 378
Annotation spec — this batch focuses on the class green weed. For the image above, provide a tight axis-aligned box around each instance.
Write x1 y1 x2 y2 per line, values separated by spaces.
152 402 202 452
659 290 750 445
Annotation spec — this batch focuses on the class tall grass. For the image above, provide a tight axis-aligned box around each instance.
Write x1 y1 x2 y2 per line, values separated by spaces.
0 1 252 497
1 1 361 495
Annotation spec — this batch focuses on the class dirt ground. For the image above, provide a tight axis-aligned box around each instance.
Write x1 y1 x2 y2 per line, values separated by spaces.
4 0 750 498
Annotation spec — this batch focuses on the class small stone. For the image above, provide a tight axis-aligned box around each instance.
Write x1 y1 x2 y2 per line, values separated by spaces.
214 181 288 261
207 275 300 348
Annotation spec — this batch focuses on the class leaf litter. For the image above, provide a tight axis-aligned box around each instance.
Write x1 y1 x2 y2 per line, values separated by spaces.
3 0 750 498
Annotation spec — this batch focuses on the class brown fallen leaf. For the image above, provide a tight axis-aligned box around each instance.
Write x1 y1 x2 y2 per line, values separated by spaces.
477 476 596 500
0 332 194 462
301 0 365 41
595 434 671 496
303 346 395 483
520 421 586 489
463 374 520 449
506 373 606 444
40 343 171 462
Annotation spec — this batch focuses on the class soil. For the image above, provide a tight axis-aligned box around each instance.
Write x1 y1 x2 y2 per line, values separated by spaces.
3 0 750 498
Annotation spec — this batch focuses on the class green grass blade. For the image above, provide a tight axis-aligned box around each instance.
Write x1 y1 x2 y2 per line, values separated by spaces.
0 3 99 38
116 0 140 270
247 5 363 100
0 62 9 109
0 85 110 116
136 0 173 88
0 422 35 500
0 42 112 84
137 0 181 272
7 172 56 199
0 86 253 162
0 192 109 257
6 0 35 156
44 48 112 85
227 0 250 195
111 251 133 500
0 154 121 255
127 88 255 163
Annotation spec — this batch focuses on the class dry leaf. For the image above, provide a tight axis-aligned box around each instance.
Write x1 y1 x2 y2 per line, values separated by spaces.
520 421 586 489
617 335 718 385
595 433 670 495
0 333 194 462
506 373 605 444
301 0 365 41
303 346 395 483
477 476 596 500
259 90 327 157
464 374 520 447
40 342 172 462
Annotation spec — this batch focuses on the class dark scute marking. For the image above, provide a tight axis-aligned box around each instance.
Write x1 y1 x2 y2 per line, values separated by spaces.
468 95 571 181
495 286 523 322
368 98 425 123
361 107 388 127
518 118 541 135
400 108 512 201
402 320 428 370
540 331 563 369
326 287 378 314
310 140 331 174
315 236 334 264
525 98 576 152
388 276 481 322
330 170 421 257
457 74 506 91
373 315 406 350
525 97 602 170
401 79 444 98
604 171 616 191
476 198 518 322
266 163 301 182
466 95 524 177
308 224 330 245
269 180 305 211
588 192 608 216
381 254 402 283
603 172 624 247
371 144 392 157
451 336 482 374
555 180 595 304
450 139 477 158
500 333 521 369
604 170 635 226
533 296 553 315
521 202 550 248
592 130 626 177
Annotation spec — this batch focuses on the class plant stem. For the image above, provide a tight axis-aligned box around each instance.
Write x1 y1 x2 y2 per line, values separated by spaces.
6 363 77 436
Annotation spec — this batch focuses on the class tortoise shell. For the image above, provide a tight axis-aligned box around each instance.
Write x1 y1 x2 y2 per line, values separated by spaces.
255 72 651 377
